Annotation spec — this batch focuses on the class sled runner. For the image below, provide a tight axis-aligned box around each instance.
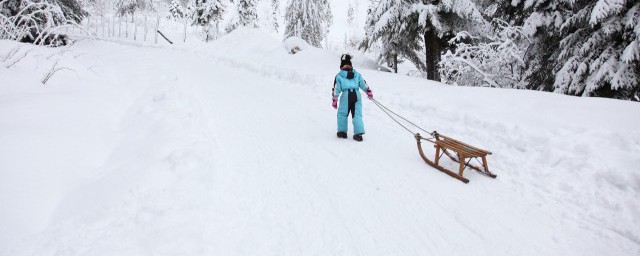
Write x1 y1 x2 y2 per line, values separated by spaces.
415 132 496 183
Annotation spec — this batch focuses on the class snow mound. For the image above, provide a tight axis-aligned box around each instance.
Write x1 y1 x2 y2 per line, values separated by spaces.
196 28 386 77
282 36 311 54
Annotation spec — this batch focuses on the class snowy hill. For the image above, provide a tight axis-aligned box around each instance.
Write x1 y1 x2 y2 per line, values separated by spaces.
1 29 639 255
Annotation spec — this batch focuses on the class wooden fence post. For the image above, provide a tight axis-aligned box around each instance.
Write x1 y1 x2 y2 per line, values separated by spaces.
133 13 137 41
155 15 159 44
101 16 105 37
183 17 187 43
125 14 129 39
118 17 122 37
144 15 148 42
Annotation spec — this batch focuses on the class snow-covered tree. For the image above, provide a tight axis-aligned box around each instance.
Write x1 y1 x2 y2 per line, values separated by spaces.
237 0 258 28
168 0 185 19
57 0 88 22
504 0 639 100
360 0 423 73
412 0 486 81
552 0 640 100
505 0 570 92
347 2 354 27
440 19 528 88
0 0 85 46
116 0 150 17
190 0 225 41
361 0 484 79
358 0 638 100
225 0 258 32
0 0 86 23
272 0 279 33
85 0 113 18
344 2 361 51
284 0 333 48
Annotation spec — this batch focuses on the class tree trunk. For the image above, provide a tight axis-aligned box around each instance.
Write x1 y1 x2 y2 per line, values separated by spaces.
215 22 220 39
144 16 148 41
393 53 398 73
424 28 441 81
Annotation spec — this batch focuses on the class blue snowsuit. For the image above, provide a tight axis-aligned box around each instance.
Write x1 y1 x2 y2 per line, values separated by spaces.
333 69 369 134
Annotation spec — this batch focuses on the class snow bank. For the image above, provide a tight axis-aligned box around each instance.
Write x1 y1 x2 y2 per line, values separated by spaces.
183 28 385 87
1 29 639 256
282 36 311 54
0 40 135 246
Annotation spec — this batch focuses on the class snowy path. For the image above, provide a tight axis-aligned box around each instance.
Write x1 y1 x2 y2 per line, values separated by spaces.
1 31 639 255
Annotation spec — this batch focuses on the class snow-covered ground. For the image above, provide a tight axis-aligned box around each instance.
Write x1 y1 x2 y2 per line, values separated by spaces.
1 29 639 255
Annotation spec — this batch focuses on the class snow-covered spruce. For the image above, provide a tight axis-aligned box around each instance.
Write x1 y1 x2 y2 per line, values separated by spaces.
115 0 149 17
283 0 333 48
168 0 185 20
361 0 486 79
343 1 361 53
225 0 258 32
189 0 225 41
553 0 640 99
505 0 640 99
361 0 424 73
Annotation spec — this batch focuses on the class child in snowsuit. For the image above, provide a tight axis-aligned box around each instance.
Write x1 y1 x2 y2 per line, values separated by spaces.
332 54 373 141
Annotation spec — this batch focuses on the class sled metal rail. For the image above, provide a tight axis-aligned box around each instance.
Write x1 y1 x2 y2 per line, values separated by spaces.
415 132 496 183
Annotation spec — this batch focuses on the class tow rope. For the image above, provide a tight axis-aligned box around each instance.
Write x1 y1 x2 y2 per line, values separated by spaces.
370 98 434 137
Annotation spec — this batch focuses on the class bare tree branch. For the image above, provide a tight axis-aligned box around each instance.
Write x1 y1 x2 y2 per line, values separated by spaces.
41 60 74 85
1 45 23 63
46 45 73 59
4 48 33 68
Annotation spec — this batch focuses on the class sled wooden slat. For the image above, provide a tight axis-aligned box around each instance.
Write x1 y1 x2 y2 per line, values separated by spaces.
435 139 484 158
438 134 492 155
415 132 496 183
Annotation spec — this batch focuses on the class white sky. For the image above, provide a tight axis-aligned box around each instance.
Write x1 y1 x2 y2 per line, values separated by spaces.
326 0 367 43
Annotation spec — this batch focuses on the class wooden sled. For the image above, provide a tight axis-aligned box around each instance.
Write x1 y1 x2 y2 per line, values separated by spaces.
415 132 496 183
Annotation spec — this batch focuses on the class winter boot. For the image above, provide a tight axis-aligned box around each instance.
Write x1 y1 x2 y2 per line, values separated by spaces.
353 133 363 142
337 131 347 139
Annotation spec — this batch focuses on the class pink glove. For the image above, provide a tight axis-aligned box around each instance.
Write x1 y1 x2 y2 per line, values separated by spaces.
332 97 338 109
366 88 373 100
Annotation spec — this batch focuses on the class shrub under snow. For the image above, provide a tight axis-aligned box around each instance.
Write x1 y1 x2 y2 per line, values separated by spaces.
0 0 83 46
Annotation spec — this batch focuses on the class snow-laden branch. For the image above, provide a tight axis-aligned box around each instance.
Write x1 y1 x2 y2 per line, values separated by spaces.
0 0 81 46
439 19 528 88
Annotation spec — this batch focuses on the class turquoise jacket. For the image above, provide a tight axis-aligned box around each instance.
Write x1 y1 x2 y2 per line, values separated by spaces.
333 69 368 98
